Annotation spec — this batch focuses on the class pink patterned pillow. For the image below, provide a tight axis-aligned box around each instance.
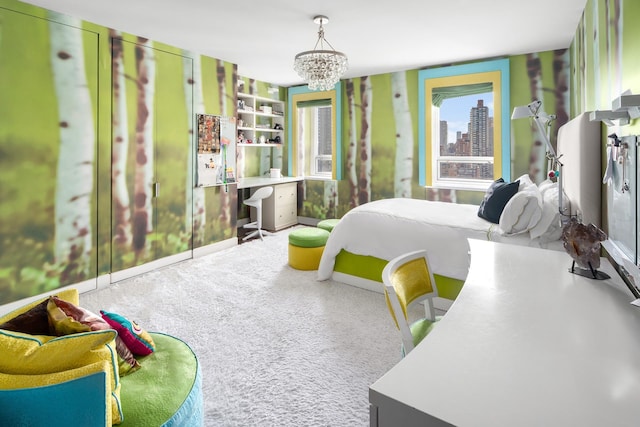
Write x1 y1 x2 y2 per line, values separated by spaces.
101 310 156 356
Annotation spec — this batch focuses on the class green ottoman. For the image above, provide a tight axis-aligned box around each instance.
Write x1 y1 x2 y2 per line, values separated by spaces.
317 218 340 233
288 227 330 270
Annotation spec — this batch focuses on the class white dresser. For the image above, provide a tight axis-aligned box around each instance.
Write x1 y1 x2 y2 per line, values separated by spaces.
238 177 301 232
261 181 297 231
370 239 640 426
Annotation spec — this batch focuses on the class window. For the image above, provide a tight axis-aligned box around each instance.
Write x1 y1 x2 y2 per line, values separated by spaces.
418 59 510 191
288 84 342 180
311 106 332 177
433 90 494 186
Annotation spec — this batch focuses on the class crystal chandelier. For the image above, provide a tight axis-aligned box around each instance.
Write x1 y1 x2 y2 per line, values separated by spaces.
293 15 348 91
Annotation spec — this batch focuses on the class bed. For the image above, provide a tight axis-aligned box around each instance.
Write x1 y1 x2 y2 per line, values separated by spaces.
317 112 602 307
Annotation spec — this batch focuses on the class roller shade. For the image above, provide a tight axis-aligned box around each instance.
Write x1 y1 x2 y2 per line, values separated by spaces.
432 82 493 107
296 99 332 108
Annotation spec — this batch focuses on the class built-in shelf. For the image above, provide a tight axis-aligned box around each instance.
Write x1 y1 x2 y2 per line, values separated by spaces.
613 93 640 120
237 93 284 145
591 91 640 126
238 143 283 147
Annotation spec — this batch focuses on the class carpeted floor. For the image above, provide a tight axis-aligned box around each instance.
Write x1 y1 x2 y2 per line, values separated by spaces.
80 226 408 426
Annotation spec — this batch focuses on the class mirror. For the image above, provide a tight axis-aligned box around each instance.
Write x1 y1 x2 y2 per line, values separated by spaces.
418 59 510 190
287 84 342 180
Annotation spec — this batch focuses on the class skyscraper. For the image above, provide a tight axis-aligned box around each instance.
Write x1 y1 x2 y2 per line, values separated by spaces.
469 99 489 157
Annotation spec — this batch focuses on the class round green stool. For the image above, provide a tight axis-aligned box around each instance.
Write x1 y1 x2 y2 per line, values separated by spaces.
288 227 330 270
317 218 340 233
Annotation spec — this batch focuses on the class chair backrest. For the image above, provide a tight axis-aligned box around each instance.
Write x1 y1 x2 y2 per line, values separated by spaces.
382 249 438 354
246 186 273 204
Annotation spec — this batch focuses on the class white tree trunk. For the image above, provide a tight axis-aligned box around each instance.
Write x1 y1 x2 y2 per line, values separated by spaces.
187 53 206 245
358 77 372 205
526 53 546 183
345 80 358 208
272 147 283 170
216 59 231 223
111 31 132 247
190 54 207 247
297 107 306 177
605 0 612 105
323 180 338 218
391 71 413 198
581 15 589 110
614 0 623 98
49 12 95 273
593 0 601 108
132 38 156 254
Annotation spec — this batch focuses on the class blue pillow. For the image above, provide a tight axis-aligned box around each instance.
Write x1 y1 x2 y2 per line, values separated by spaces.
477 178 520 224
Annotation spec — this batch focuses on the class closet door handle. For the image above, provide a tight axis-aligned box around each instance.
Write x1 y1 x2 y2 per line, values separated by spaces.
153 182 159 198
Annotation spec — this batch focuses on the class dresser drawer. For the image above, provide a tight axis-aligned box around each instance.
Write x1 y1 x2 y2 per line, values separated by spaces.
273 203 297 229
274 182 297 205
260 181 299 231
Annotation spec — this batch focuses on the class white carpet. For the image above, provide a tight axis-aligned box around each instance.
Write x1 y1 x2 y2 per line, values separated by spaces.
80 226 406 426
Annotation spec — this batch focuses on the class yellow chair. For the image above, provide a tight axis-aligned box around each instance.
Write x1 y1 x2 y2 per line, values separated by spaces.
382 250 441 356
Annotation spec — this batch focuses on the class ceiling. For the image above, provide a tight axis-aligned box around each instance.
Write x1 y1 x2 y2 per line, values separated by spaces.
20 0 588 87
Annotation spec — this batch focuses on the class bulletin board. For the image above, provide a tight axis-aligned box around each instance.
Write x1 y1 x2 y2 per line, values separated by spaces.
196 114 236 187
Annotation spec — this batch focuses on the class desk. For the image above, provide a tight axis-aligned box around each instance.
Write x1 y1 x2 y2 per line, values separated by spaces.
369 239 640 426
237 176 303 231
237 176 302 189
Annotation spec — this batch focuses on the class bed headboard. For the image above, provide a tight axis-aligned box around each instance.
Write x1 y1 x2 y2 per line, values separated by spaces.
557 112 602 227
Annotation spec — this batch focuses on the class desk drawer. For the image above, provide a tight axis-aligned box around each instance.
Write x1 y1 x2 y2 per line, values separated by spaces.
273 203 297 229
262 182 298 231
274 183 297 205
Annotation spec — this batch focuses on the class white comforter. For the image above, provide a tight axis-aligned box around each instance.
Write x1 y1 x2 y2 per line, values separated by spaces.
317 198 563 281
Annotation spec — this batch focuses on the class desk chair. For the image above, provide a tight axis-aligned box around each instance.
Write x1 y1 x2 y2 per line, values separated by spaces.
242 186 273 241
382 250 441 356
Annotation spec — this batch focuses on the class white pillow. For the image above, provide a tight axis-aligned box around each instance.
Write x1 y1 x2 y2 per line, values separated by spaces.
529 180 566 241
499 181 543 235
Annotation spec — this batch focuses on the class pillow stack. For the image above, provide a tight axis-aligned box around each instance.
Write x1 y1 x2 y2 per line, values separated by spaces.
478 175 566 241
0 289 123 425
0 289 157 426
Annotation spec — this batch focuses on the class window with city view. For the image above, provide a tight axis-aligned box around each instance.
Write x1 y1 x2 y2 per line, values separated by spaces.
419 59 509 190
433 86 494 188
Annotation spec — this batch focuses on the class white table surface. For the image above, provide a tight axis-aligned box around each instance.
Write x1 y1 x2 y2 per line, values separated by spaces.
236 176 302 189
370 239 640 426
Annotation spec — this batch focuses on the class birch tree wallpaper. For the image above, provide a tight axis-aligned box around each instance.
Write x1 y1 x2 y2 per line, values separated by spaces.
299 49 571 219
1 0 639 307
0 1 241 305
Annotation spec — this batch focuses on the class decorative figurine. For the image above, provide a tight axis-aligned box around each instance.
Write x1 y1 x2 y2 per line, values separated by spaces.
561 217 610 279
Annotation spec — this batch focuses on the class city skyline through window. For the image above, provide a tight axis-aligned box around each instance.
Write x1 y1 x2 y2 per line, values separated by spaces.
437 91 495 181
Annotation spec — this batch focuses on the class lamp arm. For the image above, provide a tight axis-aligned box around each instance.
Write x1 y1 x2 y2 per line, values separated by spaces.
532 116 557 159
532 115 568 219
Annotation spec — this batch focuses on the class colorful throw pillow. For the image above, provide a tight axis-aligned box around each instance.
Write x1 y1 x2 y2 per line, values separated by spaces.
477 178 520 224
0 299 52 335
101 310 156 356
0 360 113 425
48 297 141 376
0 288 79 325
0 327 123 425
